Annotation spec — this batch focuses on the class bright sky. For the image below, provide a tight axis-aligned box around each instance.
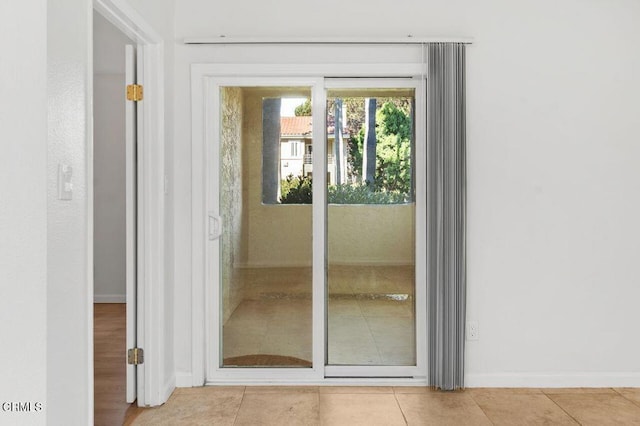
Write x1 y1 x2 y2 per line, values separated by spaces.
280 97 308 117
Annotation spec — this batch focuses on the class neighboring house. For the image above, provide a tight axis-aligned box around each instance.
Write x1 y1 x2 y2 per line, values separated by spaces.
279 116 313 180
279 116 341 185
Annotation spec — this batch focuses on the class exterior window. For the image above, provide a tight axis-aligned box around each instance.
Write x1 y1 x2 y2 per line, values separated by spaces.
262 91 414 205
326 90 415 204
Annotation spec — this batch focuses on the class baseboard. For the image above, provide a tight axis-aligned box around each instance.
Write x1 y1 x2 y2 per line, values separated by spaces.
205 377 429 386
94 294 126 303
465 372 640 388
181 371 640 388
175 372 194 388
162 374 176 401
328 261 414 267
233 261 413 268
233 262 311 269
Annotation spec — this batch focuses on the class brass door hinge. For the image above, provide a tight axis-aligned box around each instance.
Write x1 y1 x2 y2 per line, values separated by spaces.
127 347 144 365
126 84 143 101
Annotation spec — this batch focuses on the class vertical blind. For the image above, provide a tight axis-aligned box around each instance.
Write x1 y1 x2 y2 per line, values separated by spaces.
426 42 467 390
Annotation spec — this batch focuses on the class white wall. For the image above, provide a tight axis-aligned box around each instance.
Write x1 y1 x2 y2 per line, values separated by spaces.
94 11 132 74
172 0 640 387
93 12 132 303
47 0 93 423
0 1 48 424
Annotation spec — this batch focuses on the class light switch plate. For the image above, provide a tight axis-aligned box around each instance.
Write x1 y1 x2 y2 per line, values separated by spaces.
58 164 73 200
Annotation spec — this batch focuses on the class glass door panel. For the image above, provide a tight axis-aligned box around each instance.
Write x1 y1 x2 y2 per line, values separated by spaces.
326 88 417 366
219 87 314 368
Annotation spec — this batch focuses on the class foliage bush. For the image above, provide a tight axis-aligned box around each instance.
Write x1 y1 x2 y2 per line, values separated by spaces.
280 174 312 204
280 175 409 205
328 183 408 204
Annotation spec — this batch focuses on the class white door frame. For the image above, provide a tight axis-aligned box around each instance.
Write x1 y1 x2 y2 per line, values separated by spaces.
191 63 427 385
93 0 167 406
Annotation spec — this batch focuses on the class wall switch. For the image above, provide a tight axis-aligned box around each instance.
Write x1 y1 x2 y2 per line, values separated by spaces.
58 164 73 200
466 320 479 341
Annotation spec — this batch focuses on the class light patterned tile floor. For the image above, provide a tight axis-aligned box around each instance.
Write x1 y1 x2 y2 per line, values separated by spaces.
95 305 640 426
129 386 640 425
223 266 415 366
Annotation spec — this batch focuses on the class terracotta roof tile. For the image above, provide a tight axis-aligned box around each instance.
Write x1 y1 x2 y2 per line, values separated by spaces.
280 116 348 138
281 116 312 136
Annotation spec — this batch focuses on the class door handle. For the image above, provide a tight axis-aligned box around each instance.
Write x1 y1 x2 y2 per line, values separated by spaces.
208 213 222 241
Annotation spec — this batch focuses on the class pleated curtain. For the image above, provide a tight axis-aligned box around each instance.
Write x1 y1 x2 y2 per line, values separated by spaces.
426 43 467 391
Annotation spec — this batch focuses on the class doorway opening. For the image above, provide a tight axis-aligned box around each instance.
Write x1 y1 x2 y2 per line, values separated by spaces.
92 9 140 424
91 0 167 412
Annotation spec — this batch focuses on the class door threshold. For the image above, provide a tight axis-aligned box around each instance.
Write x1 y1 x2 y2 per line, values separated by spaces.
204 377 428 387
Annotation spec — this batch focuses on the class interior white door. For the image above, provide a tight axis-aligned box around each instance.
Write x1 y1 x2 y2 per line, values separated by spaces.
135 43 147 406
124 44 137 403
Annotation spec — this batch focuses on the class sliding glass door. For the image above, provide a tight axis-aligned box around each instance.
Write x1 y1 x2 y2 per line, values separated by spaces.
217 86 315 369
206 76 425 381
326 86 417 370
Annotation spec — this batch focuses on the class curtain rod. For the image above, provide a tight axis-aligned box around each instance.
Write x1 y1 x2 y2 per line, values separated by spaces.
183 36 473 45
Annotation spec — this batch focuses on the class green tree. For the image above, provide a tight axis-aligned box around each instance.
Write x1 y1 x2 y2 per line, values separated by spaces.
363 98 377 186
339 97 412 186
294 98 312 116
328 96 413 203
348 126 365 179
374 101 412 196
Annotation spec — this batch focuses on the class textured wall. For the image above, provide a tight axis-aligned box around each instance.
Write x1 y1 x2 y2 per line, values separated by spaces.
47 0 92 422
221 87 244 323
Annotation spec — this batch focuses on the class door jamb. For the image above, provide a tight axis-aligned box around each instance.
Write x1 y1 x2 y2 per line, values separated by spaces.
93 0 168 407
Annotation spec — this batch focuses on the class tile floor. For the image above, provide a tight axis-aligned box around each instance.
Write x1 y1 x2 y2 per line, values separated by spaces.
95 291 640 425
222 266 415 366
129 386 640 425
